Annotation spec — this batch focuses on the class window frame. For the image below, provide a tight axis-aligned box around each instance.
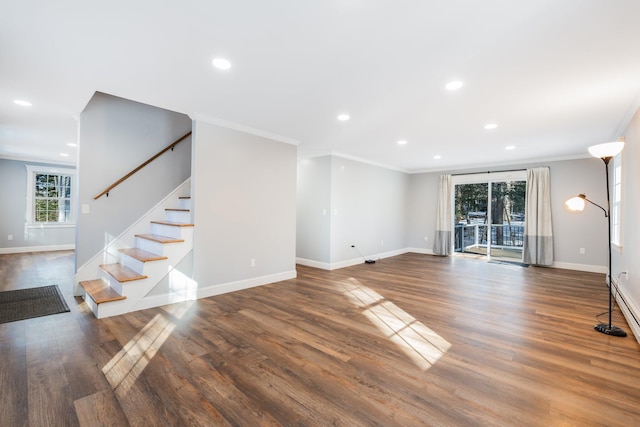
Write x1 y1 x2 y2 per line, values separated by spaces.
25 165 76 228
611 152 623 249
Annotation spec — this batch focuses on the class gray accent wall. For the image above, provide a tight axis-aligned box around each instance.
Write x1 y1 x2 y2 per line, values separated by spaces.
406 172 439 252
406 158 608 269
76 92 191 267
0 158 75 252
191 121 297 287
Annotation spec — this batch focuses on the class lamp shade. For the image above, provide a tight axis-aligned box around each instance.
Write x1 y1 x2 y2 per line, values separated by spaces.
565 196 586 211
588 141 625 159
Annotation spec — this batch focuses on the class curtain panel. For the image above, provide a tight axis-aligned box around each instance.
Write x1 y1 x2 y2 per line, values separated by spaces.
433 174 452 256
523 167 554 266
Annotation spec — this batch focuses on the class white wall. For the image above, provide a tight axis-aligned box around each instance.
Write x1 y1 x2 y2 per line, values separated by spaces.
612 106 640 340
296 156 331 264
330 157 409 264
296 155 409 268
191 121 297 291
76 92 192 267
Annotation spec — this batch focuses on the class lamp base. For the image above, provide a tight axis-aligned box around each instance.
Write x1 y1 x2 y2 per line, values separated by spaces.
594 323 627 337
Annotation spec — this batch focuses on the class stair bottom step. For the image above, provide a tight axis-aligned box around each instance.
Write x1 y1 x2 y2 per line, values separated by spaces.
80 279 126 304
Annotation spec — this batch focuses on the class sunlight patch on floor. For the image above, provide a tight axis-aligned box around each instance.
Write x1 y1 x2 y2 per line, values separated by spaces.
102 300 194 398
339 278 451 370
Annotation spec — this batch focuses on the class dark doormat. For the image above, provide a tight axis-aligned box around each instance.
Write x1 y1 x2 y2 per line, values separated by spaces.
489 260 530 267
0 285 70 324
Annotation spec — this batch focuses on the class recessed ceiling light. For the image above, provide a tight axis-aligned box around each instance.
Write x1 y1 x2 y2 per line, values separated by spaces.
505 146 516 150
67 142 78 147
445 81 463 91
484 123 498 130
337 114 350 121
212 58 231 70
433 155 442 160
14 99 32 107
397 140 407 145
60 153 70 157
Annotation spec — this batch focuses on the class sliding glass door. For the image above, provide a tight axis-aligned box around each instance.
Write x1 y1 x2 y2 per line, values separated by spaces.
453 172 526 261
488 181 526 261
454 183 488 257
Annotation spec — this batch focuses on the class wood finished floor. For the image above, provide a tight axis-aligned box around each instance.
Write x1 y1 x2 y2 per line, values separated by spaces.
1 251 640 426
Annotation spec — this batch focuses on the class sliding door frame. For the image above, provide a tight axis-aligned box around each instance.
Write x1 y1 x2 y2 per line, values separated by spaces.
451 170 527 259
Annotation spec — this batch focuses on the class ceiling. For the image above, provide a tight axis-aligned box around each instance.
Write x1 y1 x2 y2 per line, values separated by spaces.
2 0 640 172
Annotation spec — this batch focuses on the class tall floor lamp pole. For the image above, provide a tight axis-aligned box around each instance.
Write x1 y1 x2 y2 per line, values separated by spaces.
565 141 627 337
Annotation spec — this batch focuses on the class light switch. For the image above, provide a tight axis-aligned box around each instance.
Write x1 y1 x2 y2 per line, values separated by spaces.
82 204 90 214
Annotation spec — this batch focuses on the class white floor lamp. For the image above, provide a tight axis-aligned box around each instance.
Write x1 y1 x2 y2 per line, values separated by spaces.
565 141 627 337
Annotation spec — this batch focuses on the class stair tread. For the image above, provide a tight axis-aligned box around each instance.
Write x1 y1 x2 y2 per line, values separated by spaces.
179 196 191 199
100 263 147 282
79 279 126 304
165 208 190 212
150 220 194 227
135 233 185 243
119 248 168 262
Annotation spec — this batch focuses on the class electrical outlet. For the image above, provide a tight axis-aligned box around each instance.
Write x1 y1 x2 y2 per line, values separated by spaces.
7 234 12 241
579 248 585 254
250 258 256 267
381 240 384 246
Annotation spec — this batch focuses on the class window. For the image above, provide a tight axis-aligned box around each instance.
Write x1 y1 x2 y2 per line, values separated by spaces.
611 153 623 247
26 165 76 227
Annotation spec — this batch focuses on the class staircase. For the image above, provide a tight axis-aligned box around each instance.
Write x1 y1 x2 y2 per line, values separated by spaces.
79 196 194 318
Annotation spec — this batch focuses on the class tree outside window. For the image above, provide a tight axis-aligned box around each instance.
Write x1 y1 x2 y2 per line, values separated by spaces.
34 173 72 223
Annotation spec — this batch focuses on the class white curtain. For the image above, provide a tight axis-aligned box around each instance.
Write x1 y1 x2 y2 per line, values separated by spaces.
523 167 553 265
433 174 452 256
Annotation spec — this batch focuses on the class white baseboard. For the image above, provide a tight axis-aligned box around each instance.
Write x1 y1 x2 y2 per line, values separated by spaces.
613 278 640 344
136 270 298 310
298 248 412 271
0 244 75 254
407 247 435 255
552 261 607 274
296 257 332 270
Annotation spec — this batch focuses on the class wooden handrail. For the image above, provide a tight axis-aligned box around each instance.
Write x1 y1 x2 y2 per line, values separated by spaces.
94 131 192 200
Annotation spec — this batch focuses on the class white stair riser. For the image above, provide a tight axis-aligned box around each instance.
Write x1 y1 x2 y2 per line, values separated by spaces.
166 210 191 223
151 223 189 239
83 294 99 316
136 238 167 255
179 199 191 210
121 256 146 275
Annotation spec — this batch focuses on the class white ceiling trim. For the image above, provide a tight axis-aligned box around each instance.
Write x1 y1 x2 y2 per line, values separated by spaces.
0 154 76 167
329 151 409 174
410 153 593 175
190 113 300 146
615 89 640 139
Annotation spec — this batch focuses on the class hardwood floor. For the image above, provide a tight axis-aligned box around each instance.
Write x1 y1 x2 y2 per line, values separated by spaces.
1 251 640 426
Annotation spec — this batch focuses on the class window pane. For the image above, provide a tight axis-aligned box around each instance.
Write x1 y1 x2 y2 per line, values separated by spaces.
35 174 48 197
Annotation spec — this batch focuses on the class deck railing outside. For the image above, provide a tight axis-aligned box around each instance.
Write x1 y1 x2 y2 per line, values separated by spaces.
454 223 525 255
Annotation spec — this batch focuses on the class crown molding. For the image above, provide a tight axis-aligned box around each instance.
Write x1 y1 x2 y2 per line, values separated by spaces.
190 113 300 146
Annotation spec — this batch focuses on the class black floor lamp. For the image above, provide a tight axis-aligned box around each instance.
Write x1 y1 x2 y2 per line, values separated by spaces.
565 141 627 337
